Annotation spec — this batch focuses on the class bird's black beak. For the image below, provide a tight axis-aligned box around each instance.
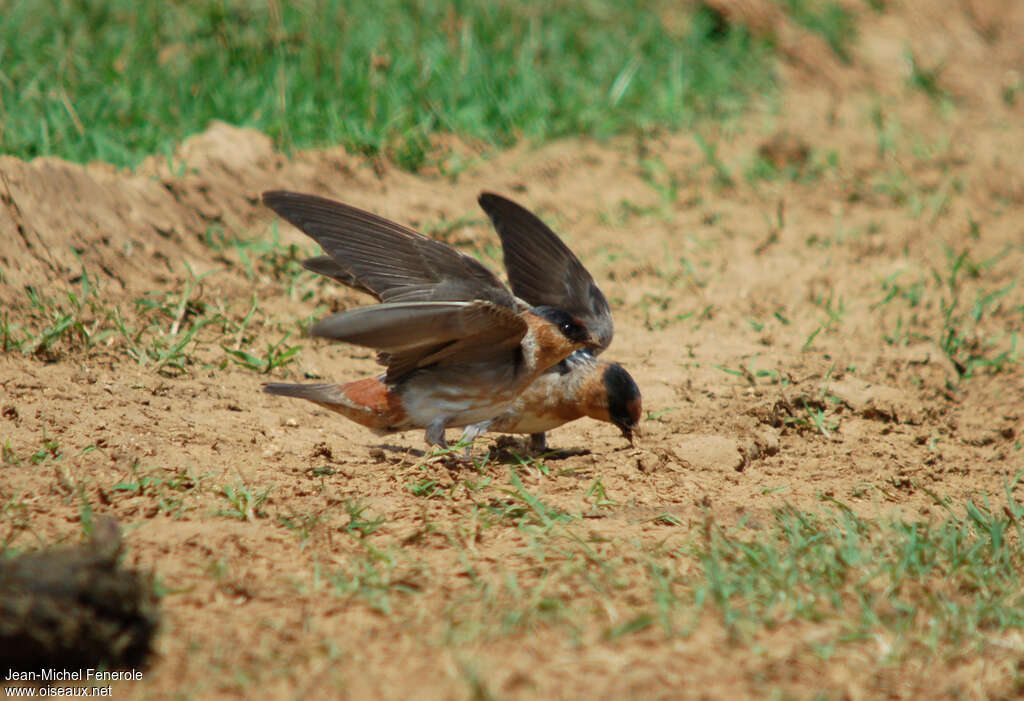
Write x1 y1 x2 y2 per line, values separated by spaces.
617 422 638 447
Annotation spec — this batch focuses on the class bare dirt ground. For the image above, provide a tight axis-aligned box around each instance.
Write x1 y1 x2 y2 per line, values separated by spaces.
2 2 1023 699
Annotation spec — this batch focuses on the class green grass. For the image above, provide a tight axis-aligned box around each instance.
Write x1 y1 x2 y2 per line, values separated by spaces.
2 0 778 170
329 466 1024 665
0 233 322 373
693 492 1024 651
779 0 857 61
217 482 273 521
872 245 1021 381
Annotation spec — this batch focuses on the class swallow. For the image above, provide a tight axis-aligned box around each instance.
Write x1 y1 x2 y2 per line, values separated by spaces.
260 191 598 448
268 191 642 451
465 193 642 451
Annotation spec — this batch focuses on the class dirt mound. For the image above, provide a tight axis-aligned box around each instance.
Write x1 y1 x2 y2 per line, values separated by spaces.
0 122 361 303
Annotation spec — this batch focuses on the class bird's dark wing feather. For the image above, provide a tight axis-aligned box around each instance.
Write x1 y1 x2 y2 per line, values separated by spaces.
263 190 515 308
300 255 376 298
311 300 527 381
477 192 614 352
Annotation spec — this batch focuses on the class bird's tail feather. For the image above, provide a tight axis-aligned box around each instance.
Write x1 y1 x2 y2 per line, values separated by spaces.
264 382 346 403
263 378 404 432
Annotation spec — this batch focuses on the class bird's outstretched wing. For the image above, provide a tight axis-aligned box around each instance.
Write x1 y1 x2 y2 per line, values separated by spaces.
263 191 516 308
477 192 613 352
299 255 376 297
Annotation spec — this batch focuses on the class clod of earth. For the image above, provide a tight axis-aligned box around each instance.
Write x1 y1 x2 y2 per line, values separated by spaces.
0 517 160 673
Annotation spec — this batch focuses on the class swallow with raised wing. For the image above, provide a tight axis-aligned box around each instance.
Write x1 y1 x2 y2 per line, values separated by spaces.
260 191 597 448
264 191 642 452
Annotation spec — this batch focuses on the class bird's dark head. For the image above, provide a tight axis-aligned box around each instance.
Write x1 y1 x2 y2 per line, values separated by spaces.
532 306 594 346
603 362 642 445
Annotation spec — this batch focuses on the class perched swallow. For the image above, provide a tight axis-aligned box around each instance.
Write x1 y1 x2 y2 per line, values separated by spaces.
466 193 642 450
261 191 597 448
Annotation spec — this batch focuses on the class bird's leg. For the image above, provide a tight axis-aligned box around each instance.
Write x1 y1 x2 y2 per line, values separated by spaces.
425 419 449 449
458 420 492 458
459 420 490 446
528 432 548 453
527 432 589 459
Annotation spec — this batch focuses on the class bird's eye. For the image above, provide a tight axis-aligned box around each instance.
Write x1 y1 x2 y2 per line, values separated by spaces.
561 321 572 334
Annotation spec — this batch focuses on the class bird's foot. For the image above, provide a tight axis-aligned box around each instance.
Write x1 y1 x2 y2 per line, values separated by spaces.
528 433 548 453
